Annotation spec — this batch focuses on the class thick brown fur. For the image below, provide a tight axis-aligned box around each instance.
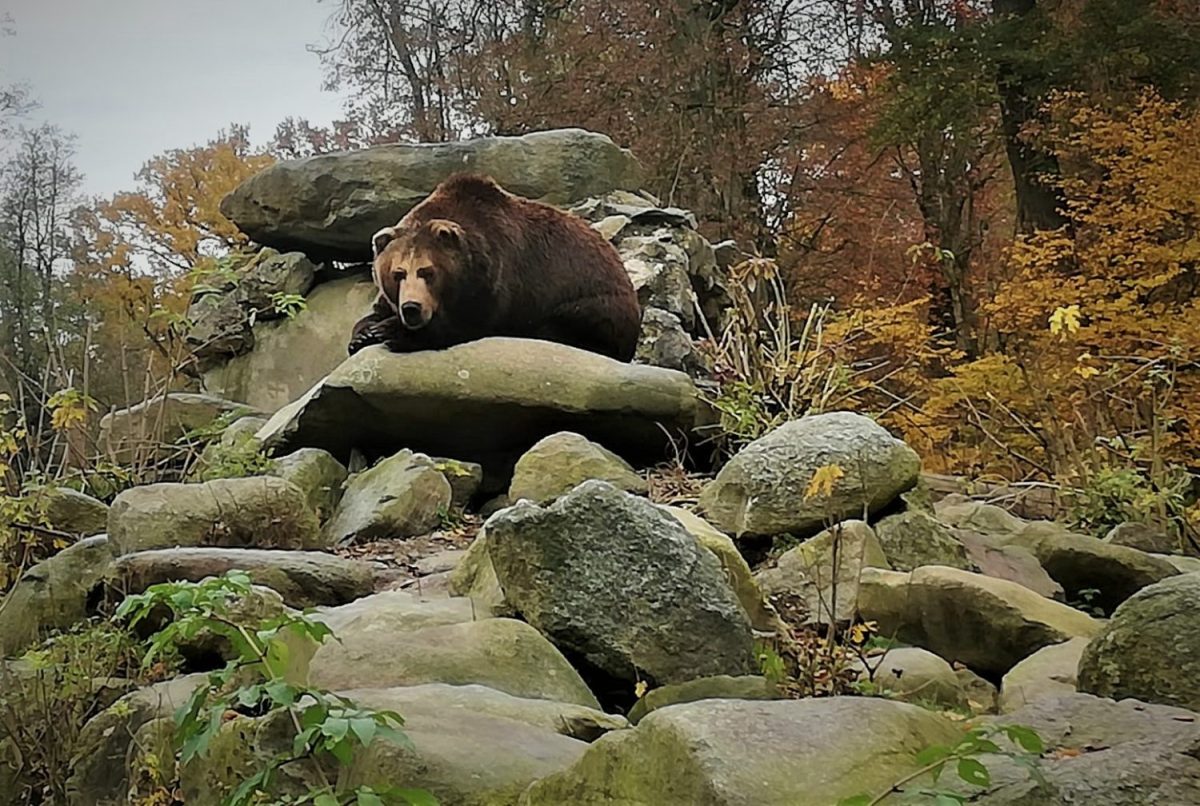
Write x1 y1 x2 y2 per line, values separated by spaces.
349 173 642 361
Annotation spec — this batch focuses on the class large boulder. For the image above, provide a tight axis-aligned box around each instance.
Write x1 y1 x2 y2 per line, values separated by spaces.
108 548 375 609
0 536 112 657
267 447 348 523
699 412 921 538
256 338 705 475
484 481 756 696
521 697 962 805
850 647 967 709
1077 571 1200 711
857 566 1101 677
508 431 647 503
220 129 643 262
322 449 452 544
661 506 779 633
307 613 600 708
31 486 108 536
954 529 1063 599
202 272 378 412
626 676 780 725
182 686 597 806
998 637 1088 713
1104 520 1184 555
873 510 972 572
1009 523 1178 613
107 477 324 554
965 694 1200 804
754 520 889 625
99 393 260 465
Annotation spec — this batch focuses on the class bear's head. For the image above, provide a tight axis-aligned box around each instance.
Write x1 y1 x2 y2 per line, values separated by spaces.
370 219 468 331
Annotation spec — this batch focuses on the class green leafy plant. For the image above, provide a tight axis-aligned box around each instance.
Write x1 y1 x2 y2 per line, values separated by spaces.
270 291 309 319
838 723 1045 805
116 572 437 806
191 434 277 482
1069 465 1190 537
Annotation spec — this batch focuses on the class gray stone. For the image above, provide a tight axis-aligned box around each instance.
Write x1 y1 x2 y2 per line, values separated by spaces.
999 637 1088 713
1078 571 1200 711
636 307 708 375
874 510 972 572
107 477 324 554
508 431 647 503
485 481 756 688
307 616 600 708
851 647 966 709
322 449 452 544
934 498 1027 536
627 675 780 724
966 694 1200 804
256 337 706 474
618 231 697 328
1105 520 1187 555
521 697 962 806
427 457 483 509
32 486 108 536
184 291 253 363
1157 553 1200 574
1010 523 1177 612
699 412 921 538
109 548 374 609
955 529 1064 599
232 249 318 316
202 272 378 412
858 566 1101 677
221 129 643 262
754 521 889 625
0 536 112 657
268 447 348 523
956 667 999 715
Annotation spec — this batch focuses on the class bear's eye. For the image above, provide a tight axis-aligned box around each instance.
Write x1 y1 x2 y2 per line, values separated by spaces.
395 270 407 281
417 267 434 280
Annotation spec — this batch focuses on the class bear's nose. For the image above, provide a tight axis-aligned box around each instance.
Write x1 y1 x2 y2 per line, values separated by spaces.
400 301 424 326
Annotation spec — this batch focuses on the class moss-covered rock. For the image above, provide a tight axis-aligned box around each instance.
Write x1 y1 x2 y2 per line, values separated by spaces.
874 510 972 572
322 449 451 544
509 432 647 503
626 675 780 724
998 637 1087 714
1077 572 1200 711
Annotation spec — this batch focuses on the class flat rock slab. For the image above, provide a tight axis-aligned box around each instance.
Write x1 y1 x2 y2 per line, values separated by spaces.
220 128 644 262
257 338 705 473
109 548 375 609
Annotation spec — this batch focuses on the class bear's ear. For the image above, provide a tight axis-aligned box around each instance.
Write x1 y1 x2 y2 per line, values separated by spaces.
427 219 465 245
372 227 397 258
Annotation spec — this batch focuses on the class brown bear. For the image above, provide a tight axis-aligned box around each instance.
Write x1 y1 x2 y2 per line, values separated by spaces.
348 173 642 361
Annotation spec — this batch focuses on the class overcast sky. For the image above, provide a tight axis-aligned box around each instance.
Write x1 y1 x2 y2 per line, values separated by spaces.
1 0 348 197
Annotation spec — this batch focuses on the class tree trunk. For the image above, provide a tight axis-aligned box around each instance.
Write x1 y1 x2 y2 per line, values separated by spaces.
993 0 1069 233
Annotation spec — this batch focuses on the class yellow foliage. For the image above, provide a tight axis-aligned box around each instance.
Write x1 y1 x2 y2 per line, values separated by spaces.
805 463 846 500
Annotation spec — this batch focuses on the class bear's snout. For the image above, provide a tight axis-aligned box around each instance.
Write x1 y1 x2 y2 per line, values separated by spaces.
400 301 429 330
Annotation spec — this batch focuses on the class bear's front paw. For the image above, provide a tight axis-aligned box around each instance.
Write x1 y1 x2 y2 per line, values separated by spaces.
348 320 396 355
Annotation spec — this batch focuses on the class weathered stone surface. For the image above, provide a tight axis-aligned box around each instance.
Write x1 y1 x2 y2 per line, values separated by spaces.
203 272 378 412
268 447 348 523
1105 521 1184 555
446 528 513 617
934 498 1028 536
618 231 697 328
314 590 477 634
1077 572 1200 711
221 129 643 262
954 529 1063 599
32 486 108 536
322 449 451 544
857 566 1100 677
257 338 705 475
755 521 889 625
67 674 208 806
635 307 708 375
485 481 756 691
0 536 112 657
110 548 374 609
107 477 324 554
427 457 483 509
509 432 647 503
343 684 627 742
182 686 594 806
851 647 966 709
699 412 921 538
521 697 961 806
184 291 253 362
307 615 600 708
1158 553 1200 574
627 675 780 724
956 667 1000 715
99 393 260 465
661 506 779 633
874 510 972 572
1009 523 1177 612
998 637 1088 714
964 694 1200 805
